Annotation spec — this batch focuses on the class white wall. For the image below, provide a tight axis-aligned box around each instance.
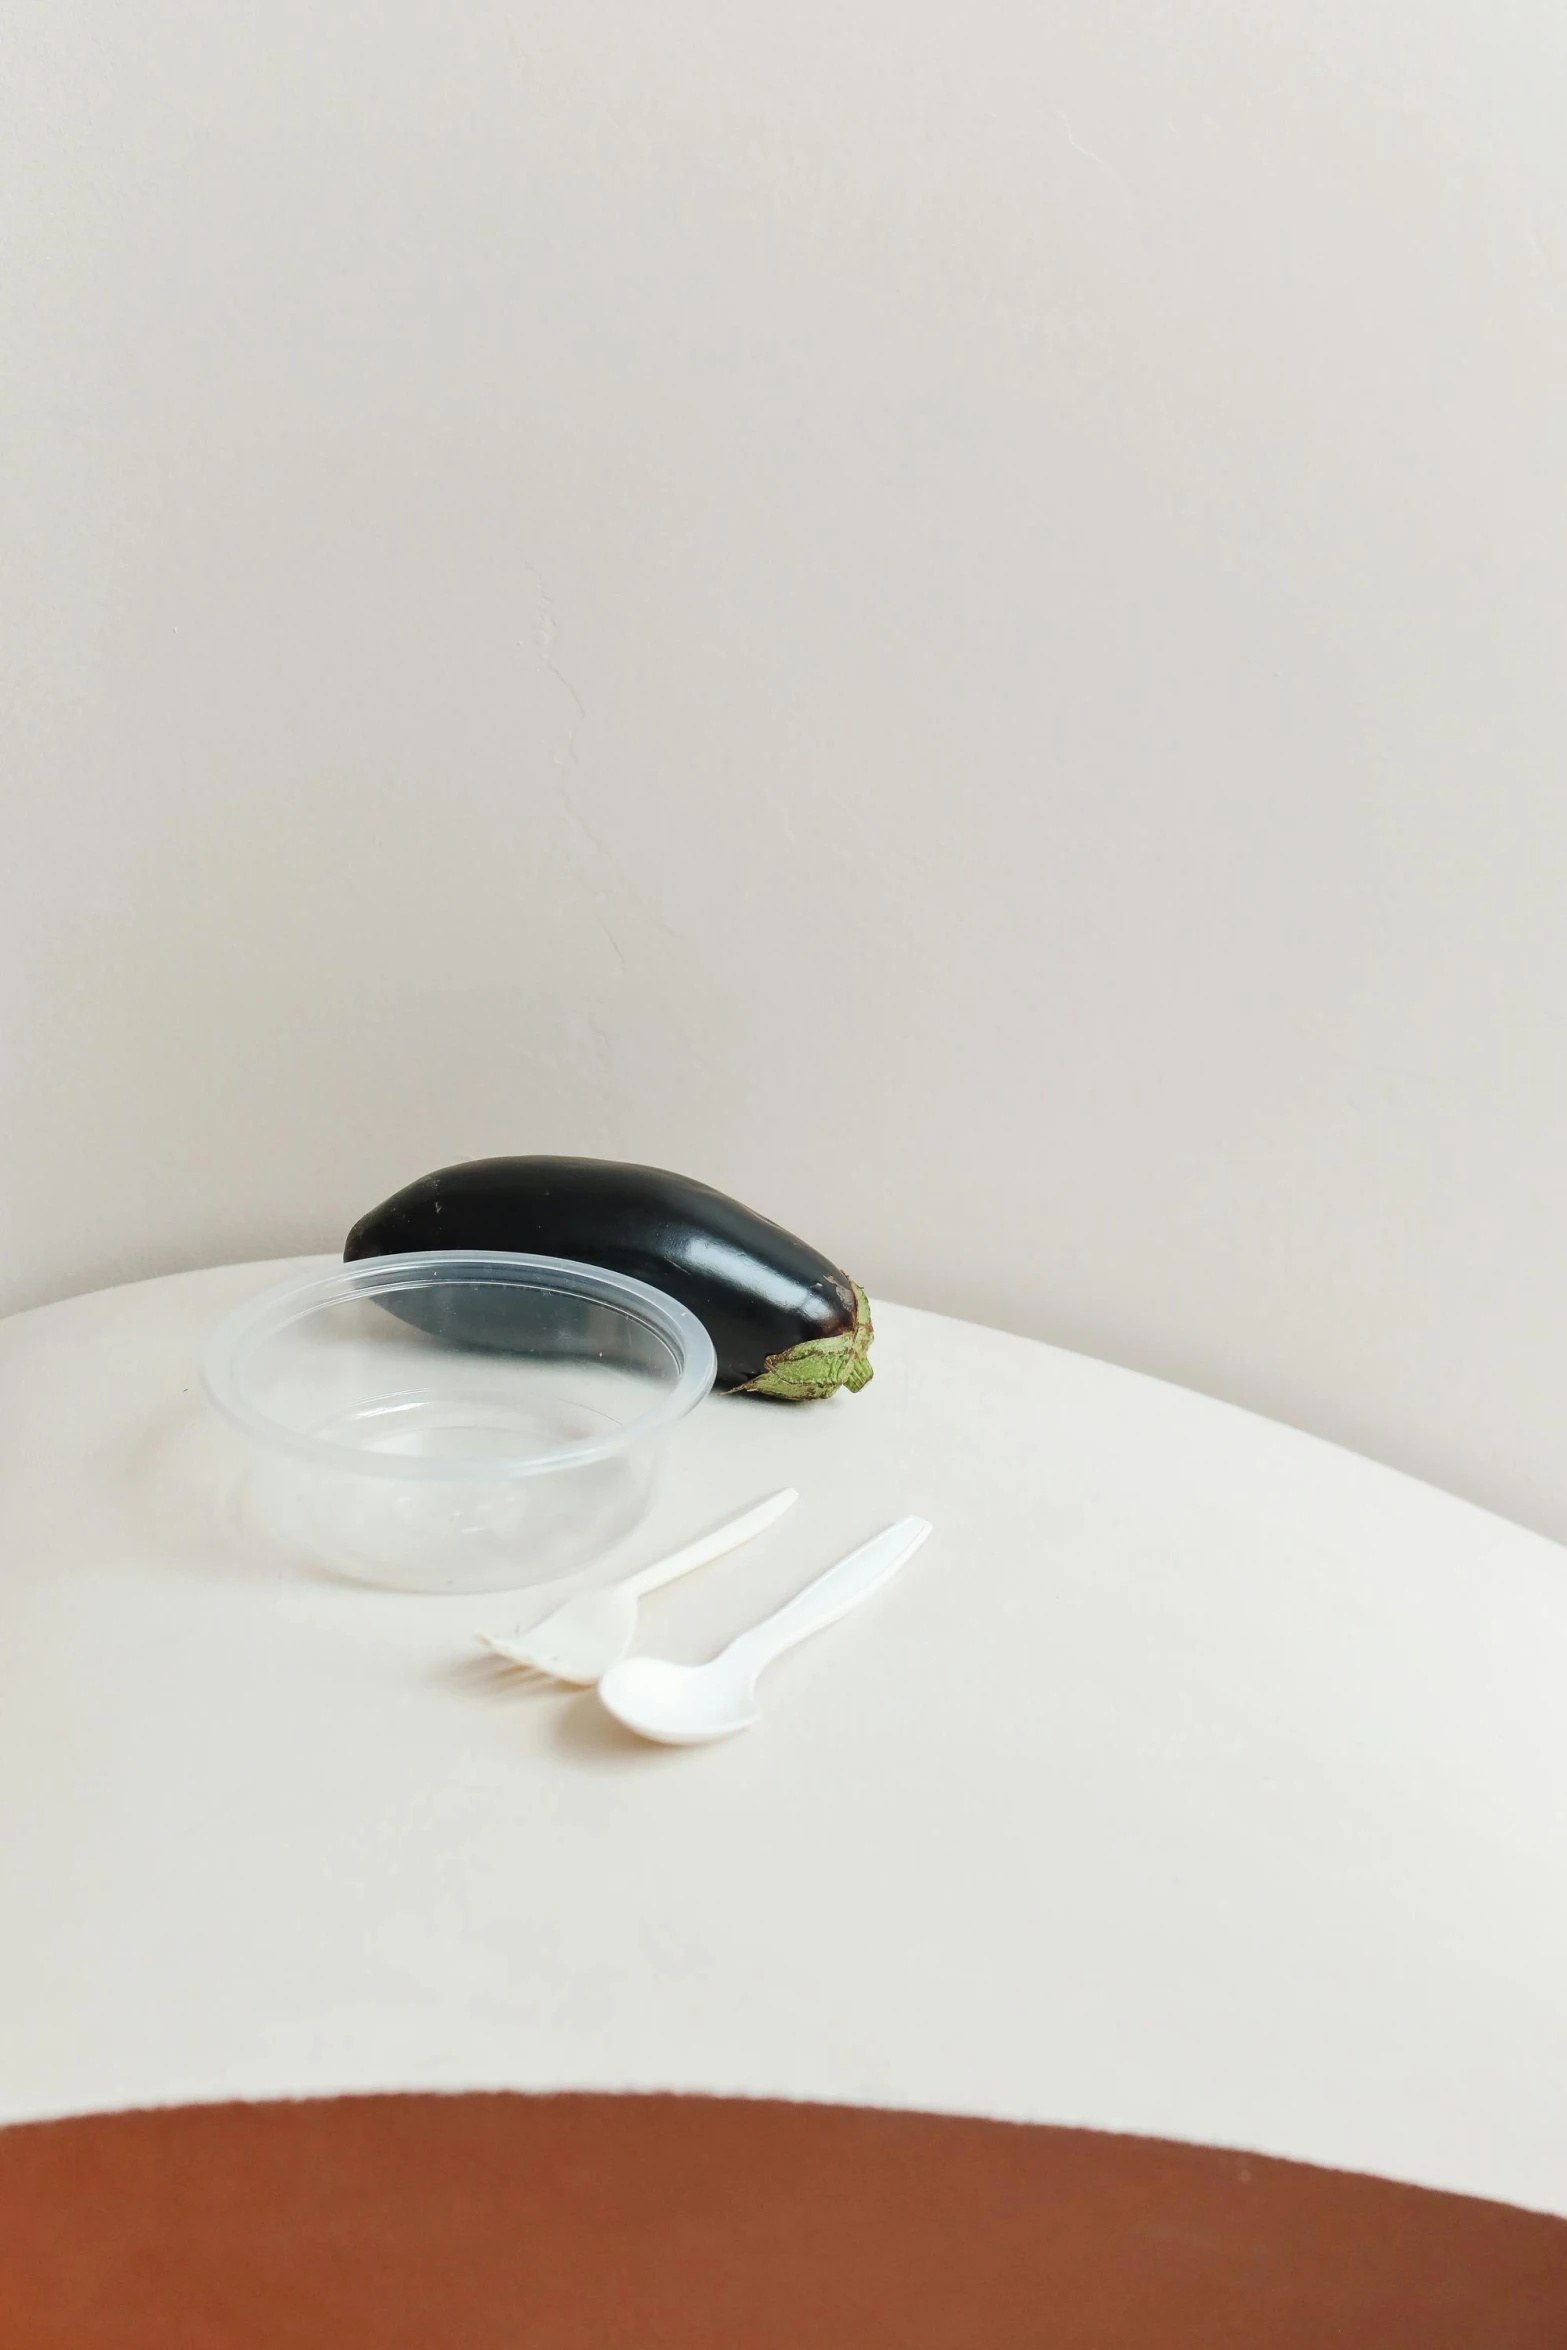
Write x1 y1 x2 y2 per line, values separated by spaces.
6 2 1567 1538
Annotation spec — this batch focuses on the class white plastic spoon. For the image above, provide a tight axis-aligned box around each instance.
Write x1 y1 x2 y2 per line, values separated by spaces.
478 1488 798 1685
597 1515 932 1745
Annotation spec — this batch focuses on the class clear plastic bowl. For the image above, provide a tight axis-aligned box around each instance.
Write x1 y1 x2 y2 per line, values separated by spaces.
203 1251 716 1592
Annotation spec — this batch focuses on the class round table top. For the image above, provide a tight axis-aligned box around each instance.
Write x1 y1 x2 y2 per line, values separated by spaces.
1 1258 1563 2220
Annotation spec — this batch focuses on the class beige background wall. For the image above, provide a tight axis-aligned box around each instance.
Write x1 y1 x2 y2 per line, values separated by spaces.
5 3 1567 1538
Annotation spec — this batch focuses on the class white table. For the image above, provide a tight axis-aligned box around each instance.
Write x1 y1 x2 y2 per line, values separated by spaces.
1 1259 1563 2217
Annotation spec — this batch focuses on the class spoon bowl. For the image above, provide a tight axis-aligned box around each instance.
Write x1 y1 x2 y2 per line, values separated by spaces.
596 1655 761 1744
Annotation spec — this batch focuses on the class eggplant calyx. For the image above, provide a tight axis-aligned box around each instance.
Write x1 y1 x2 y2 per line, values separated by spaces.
735 1284 875 1402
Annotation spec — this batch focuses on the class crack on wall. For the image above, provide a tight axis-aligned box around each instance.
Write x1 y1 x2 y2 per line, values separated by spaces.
1058 108 1112 171
523 561 587 774
521 558 626 1064
521 561 698 977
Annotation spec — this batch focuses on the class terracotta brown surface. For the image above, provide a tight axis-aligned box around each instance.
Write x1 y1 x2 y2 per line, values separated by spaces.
2 2092 1564 2348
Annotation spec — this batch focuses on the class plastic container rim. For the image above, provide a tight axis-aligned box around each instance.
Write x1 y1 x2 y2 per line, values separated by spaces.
202 1249 717 1485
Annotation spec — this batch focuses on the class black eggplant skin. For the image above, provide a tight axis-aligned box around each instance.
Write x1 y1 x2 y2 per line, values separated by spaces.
344 1158 874 1400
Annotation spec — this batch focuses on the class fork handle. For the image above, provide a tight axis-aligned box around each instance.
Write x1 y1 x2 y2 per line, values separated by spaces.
623 1488 799 1601
728 1517 932 1670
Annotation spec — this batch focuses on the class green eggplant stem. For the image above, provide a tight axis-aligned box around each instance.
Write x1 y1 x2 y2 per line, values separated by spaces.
736 1284 875 1402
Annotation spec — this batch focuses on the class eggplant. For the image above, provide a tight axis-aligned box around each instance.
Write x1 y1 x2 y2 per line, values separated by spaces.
345 1158 874 1401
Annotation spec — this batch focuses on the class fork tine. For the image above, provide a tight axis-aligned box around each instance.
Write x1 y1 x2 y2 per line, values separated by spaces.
477 1633 546 1674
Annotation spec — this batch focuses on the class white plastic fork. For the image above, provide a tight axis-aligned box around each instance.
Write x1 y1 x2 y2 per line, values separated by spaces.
477 1488 799 1685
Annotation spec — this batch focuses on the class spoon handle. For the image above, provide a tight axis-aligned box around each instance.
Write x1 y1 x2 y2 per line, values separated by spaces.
730 1516 932 1669
622 1487 799 1601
